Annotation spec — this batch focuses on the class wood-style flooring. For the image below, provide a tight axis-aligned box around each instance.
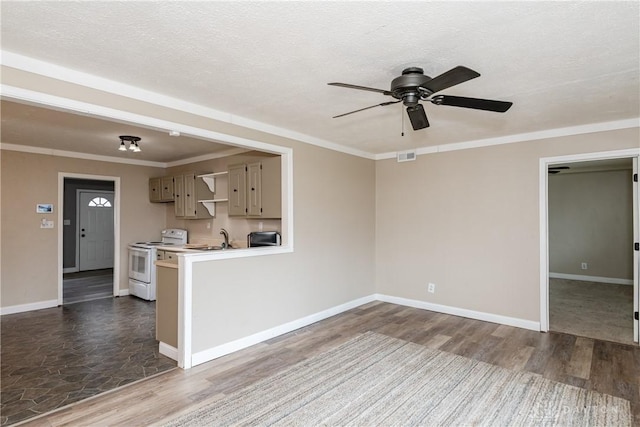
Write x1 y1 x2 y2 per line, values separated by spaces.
62 269 114 305
14 301 640 426
550 278 634 345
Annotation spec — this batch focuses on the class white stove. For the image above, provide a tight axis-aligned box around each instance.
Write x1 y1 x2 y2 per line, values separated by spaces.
128 229 187 300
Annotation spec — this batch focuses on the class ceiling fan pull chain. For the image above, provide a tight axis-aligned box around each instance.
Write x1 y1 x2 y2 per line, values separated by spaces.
401 104 405 137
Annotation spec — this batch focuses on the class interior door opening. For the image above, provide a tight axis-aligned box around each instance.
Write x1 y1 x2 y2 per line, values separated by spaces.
60 175 119 305
540 150 639 345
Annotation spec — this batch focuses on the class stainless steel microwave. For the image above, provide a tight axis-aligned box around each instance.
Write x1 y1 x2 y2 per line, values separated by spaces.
248 231 281 247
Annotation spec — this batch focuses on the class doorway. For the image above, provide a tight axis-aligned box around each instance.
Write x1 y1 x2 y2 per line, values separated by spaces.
58 174 121 305
539 149 639 344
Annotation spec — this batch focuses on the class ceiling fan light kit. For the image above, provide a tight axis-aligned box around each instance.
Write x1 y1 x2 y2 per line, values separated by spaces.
328 66 513 131
119 135 142 153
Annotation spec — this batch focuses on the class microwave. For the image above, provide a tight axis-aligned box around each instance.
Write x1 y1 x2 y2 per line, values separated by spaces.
248 231 281 247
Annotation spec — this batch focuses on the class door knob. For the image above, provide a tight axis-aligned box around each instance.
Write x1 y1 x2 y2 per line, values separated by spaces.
81 234 86 237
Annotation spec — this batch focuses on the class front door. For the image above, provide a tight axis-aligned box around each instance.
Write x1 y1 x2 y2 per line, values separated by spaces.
78 191 114 271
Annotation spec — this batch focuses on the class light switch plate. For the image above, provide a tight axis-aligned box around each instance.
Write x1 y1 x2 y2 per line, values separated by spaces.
40 219 54 229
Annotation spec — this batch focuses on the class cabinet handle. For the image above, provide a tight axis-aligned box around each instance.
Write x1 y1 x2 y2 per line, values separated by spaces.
233 189 238 192
251 187 255 191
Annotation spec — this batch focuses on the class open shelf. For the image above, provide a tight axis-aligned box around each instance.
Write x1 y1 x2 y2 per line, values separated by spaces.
197 171 228 193
197 199 229 216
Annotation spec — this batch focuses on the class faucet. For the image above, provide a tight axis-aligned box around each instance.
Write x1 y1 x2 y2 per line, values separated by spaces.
220 228 230 249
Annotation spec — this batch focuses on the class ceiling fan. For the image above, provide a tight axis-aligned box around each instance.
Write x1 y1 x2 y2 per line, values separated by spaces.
548 166 570 174
328 66 513 131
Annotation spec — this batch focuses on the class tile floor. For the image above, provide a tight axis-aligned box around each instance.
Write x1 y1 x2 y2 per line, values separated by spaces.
0 296 176 426
550 278 634 344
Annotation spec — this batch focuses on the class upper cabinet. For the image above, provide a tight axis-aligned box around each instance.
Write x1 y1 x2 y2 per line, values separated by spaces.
149 176 175 203
174 172 214 219
228 156 281 219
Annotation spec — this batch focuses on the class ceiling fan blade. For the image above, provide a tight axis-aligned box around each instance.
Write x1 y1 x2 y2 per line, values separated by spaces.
431 95 513 112
332 100 401 118
423 66 481 94
406 104 429 130
328 82 392 96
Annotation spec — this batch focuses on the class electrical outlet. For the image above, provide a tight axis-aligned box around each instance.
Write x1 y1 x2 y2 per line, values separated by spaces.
428 283 435 293
581 262 588 270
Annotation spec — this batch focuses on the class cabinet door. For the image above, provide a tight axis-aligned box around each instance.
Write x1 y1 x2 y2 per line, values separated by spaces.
165 251 177 261
161 176 174 201
228 164 247 216
174 175 185 217
183 173 197 218
156 250 165 261
247 162 262 216
149 178 161 202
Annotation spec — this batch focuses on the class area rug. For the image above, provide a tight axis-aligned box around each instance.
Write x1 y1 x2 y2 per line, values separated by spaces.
164 332 631 426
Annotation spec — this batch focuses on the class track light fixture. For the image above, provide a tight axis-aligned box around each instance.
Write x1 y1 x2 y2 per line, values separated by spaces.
118 135 141 153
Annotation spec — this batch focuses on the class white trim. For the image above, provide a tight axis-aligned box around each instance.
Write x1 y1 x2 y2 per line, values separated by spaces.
165 148 250 168
0 299 58 316
3 52 637 163
63 267 79 274
191 295 376 367
1 52 373 160
376 119 640 160
0 142 166 168
549 272 633 286
118 289 130 297
159 342 178 361
539 148 640 333
375 294 540 332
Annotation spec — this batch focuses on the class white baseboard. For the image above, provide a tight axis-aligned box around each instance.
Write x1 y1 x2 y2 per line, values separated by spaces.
191 294 376 367
0 299 59 316
549 272 633 286
63 267 78 274
374 294 541 332
118 289 130 296
159 342 178 361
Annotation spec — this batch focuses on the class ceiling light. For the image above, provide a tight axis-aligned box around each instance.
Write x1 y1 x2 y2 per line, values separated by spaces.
119 135 142 153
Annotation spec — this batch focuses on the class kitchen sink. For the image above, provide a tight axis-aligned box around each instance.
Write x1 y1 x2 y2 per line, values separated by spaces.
199 245 235 251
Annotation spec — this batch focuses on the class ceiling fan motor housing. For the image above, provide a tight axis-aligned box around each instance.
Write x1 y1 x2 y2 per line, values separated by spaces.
391 67 433 106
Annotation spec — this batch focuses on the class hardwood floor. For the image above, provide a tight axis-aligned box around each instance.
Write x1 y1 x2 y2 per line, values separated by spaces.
14 301 640 426
63 269 114 305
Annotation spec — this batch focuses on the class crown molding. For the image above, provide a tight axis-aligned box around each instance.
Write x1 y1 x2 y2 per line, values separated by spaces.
375 118 640 160
2 51 637 163
1 50 374 160
0 142 167 168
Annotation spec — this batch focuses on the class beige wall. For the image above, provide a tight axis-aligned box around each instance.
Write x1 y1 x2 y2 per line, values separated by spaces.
164 151 281 247
549 169 633 279
375 128 638 322
0 150 166 307
192 143 376 352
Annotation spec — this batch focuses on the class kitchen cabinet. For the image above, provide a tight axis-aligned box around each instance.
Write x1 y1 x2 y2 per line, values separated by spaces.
174 172 214 219
228 156 281 219
156 250 178 262
149 176 175 203
156 264 178 350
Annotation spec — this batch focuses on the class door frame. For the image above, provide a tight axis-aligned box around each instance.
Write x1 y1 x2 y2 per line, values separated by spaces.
76 189 115 272
58 173 121 305
539 148 640 342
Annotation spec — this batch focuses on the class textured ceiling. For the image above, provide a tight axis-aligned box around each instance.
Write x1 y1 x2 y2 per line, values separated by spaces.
1 1 639 161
